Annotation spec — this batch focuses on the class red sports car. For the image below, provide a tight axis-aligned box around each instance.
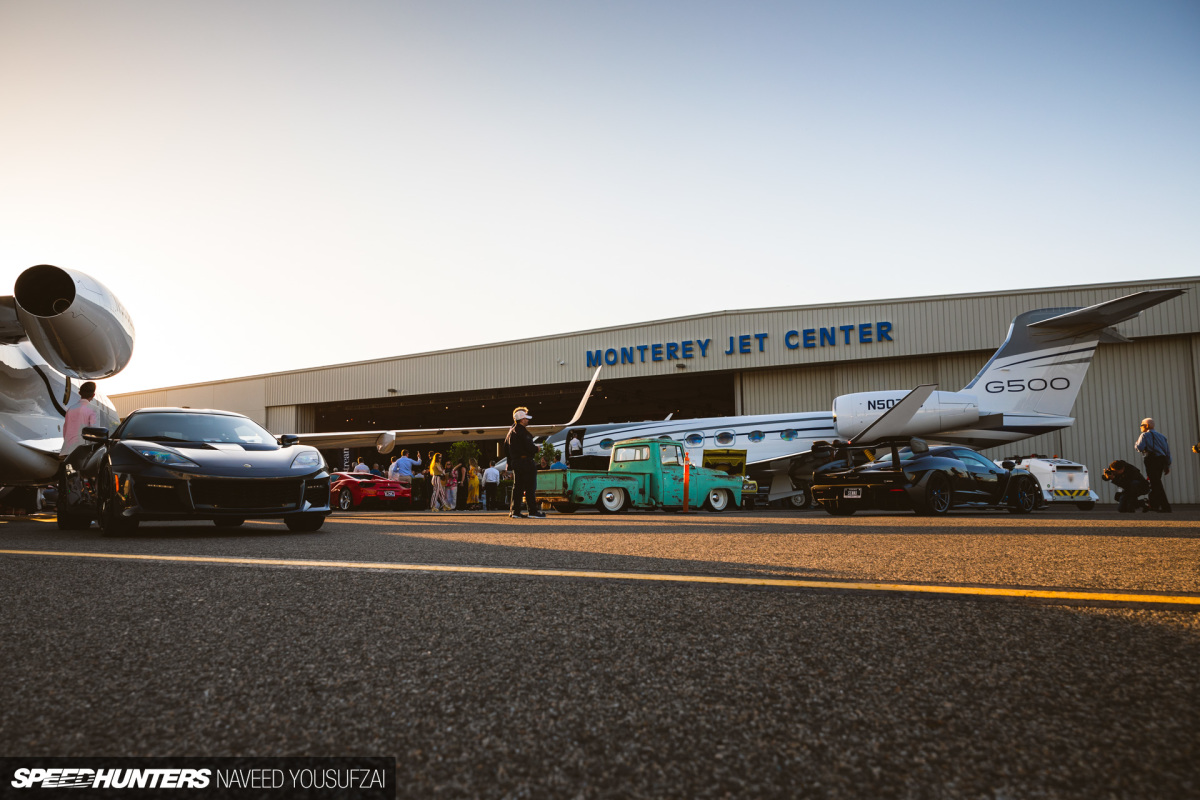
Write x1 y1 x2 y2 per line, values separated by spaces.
329 472 411 511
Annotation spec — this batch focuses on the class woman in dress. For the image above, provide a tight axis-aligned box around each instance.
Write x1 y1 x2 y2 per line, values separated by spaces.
467 458 481 509
429 453 446 511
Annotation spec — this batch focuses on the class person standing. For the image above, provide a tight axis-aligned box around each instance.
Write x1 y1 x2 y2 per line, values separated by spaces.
1135 418 1173 512
505 407 543 518
61 381 99 462
445 460 459 510
353 457 370 474
388 449 423 485
482 460 501 511
429 453 449 511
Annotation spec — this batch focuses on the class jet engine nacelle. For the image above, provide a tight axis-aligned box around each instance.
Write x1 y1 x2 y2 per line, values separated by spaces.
13 264 134 379
833 390 980 441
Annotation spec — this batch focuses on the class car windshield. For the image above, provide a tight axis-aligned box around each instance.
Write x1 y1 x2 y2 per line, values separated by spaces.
871 448 919 465
121 412 276 446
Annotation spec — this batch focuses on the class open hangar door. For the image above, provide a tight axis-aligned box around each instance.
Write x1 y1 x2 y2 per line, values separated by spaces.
312 371 735 470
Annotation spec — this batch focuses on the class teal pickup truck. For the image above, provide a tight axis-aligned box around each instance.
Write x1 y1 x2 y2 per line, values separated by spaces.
536 438 745 513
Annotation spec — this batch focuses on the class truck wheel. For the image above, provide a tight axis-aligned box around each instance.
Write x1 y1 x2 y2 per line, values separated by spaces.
597 488 627 513
704 488 731 512
552 503 578 514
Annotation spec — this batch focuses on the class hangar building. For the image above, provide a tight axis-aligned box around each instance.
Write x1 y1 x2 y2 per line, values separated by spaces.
112 277 1200 503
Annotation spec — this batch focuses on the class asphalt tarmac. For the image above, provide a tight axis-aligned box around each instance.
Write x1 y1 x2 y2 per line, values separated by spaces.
1 507 1197 798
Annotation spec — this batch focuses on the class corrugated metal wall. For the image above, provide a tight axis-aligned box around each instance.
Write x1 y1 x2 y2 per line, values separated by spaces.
742 335 1200 503
108 278 1200 503
112 380 266 426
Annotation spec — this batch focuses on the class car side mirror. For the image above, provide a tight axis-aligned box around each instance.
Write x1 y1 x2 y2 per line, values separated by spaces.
1001 460 1016 471
81 427 109 443
909 437 929 454
279 434 300 447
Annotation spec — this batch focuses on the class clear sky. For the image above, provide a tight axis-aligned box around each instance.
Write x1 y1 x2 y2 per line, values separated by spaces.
2 0 1197 394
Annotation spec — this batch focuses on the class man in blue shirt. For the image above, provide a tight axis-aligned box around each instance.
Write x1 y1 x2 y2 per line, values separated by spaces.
550 450 568 470
388 450 423 483
1135 418 1172 513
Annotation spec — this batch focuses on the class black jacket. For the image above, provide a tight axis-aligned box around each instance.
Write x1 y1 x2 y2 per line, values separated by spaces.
505 423 537 462
1106 461 1149 493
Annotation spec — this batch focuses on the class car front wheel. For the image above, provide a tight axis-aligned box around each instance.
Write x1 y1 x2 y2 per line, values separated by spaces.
286 514 327 532
98 476 138 537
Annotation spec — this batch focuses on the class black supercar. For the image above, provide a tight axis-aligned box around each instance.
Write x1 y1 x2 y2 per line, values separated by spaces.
58 407 331 535
811 441 1039 516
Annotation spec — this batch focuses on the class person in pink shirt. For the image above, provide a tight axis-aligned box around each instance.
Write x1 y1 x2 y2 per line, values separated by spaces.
61 381 99 459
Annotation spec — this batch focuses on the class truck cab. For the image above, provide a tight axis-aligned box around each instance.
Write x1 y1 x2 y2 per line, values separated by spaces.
536 438 744 513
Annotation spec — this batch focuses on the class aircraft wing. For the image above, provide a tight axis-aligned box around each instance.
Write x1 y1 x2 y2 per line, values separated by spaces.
847 384 938 445
20 437 63 456
293 367 602 454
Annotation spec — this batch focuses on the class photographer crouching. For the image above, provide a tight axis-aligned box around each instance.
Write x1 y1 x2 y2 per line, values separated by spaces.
1101 460 1151 513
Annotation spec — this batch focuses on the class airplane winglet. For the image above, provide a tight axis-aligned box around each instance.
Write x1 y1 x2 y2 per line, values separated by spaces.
848 384 938 445
562 366 602 428
1028 289 1186 336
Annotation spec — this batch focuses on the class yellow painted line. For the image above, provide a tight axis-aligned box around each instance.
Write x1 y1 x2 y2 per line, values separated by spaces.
1 549 1198 607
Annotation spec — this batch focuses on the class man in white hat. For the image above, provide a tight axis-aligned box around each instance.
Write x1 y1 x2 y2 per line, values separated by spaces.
1135 417 1172 512
504 406 543 518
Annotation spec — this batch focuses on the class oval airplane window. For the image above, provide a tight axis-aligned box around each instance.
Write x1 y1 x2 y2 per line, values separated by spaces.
748 430 765 443
600 438 614 450
781 429 798 441
715 431 736 446
684 433 704 447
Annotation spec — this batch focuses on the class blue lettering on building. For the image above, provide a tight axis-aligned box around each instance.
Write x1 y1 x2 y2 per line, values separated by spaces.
584 323 893 366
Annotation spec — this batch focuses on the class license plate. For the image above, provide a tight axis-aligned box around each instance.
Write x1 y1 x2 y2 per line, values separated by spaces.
384 491 395 497
843 488 861 499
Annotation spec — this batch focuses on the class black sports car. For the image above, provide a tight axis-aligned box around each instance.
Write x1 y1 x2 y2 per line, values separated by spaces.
58 407 331 534
811 443 1039 516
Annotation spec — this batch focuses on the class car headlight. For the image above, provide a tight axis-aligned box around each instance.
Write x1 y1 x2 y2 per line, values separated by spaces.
133 445 200 468
291 450 323 470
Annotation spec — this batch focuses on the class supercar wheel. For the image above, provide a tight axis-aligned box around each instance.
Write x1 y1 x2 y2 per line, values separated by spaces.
920 473 952 516
97 475 138 536
704 488 731 512
286 514 327 532
1008 477 1037 514
338 489 354 511
823 499 856 516
597 488 627 513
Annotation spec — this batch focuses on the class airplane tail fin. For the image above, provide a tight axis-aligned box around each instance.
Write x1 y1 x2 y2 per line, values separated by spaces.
964 289 1184 417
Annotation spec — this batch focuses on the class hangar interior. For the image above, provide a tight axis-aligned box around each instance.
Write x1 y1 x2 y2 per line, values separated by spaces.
313 371 736 466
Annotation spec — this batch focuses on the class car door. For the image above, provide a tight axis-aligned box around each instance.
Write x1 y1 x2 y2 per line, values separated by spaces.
953 449 1004 502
